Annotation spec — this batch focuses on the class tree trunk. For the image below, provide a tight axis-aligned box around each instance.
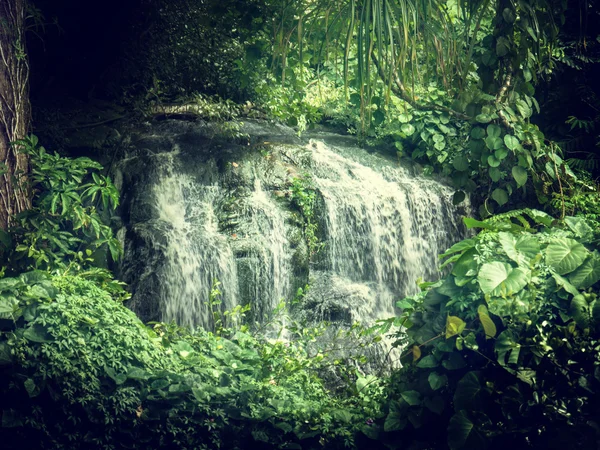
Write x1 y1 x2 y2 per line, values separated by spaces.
0 0 31 231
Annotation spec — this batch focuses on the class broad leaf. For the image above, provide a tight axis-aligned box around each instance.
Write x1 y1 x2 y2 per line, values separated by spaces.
478 262 529 296
384 411 407 432
498 232 540 266
496 330 520 365
512 166 528 187
400 390 422 406
545 238 589 275
570 295 590 329
491 188 509 206
504 134 519 150
569 256 600 289
428 372 448 391
417 355 438 369
453 372 481 411
565 216 594 242
448 411 474 450
470 127 486 139
487 124 502 138
446 316 466 339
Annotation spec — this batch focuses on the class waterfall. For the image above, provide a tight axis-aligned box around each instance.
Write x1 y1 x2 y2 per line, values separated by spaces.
152 152 239 329
308 139 466 324
118 121 469 335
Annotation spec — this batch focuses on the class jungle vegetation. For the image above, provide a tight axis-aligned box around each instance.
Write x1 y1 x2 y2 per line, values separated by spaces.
1 0 599 449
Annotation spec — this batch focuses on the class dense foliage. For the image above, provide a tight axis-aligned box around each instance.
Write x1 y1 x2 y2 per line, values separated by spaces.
373 210 600 449
0 272 385 449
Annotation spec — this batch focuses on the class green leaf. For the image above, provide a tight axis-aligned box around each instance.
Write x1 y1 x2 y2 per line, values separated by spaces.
477 305 497 339
23 324 51 343
487 124 501 138
552 272 581 296
400 390 422 406
0 342 12 367
356 374 378 392
478 262 529 296
24 378 38 398
416 355 439 369
452 191 466 205
496 330 520 365
428 372 448 391
502 8 516 23
453 372 481 411
470 127 486 139
446 316 466 339
569 256 600 289
487 155 501 168
491 188 509 206
442 353 467 370
476 114 491 123
504 135 519 150
448 411 474 450
570 294 590 329
512 166 528 187
451 248 478 279
489 167 502 182
485 135 503 151
384 411 407 432
1 409 23 428
516 99 532 118
398 113 411 123
592 300 600 325
496 36 510 57
453 156 469 171
127 367 150 381
564 216 594 241
440 239 476 258
401 123 415 136
545 238 589 275
498 232 540 266
495 147 509 161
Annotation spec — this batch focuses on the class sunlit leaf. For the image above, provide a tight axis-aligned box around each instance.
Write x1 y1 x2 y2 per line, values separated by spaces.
477 305 497 339
545 238 589 275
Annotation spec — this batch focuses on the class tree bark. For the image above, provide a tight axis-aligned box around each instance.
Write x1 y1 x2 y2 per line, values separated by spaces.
0 0 31 231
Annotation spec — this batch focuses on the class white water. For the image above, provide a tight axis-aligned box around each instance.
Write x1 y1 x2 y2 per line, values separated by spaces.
309 139 466 323
130 130 468 333
153 153 238 329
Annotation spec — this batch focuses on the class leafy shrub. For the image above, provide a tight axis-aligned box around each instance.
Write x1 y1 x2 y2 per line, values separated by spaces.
370 210 600 449
0 272 382 449
3 135 121 273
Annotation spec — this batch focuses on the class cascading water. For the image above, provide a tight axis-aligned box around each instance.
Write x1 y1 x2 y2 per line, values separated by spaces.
117 120 469 340
306 138 467 326
152 151 238 329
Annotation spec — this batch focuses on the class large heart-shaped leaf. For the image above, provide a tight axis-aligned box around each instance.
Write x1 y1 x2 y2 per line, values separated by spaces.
570 295 590 329
498 232 540 266
478 262 529 296
512 166 528 187
545 238 589 275
491 188 508 206
453 372 481 411
448 411 474 450
569 256 600 289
